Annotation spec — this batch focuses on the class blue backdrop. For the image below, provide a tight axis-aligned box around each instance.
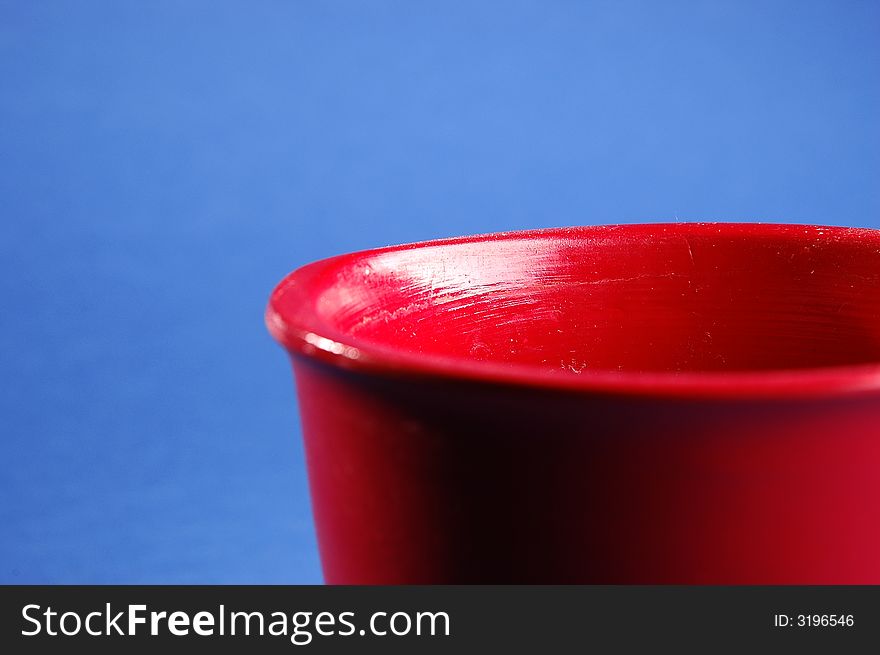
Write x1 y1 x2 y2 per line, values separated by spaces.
2 1 879 583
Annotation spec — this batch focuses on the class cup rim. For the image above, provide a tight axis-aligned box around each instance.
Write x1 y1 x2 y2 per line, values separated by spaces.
266 223 880 399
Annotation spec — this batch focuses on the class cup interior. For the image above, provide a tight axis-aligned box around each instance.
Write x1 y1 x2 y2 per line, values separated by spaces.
299 224 880 376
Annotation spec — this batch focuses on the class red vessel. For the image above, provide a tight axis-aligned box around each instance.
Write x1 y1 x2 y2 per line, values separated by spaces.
267 223 880 584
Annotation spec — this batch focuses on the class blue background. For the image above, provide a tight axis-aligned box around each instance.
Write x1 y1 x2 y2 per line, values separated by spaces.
2 1 879 583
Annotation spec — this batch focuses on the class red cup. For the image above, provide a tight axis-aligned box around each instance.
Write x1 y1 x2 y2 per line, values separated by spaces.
266 223 880 584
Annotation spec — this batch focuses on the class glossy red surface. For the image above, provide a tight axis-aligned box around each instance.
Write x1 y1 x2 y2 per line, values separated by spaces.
267 223 880 583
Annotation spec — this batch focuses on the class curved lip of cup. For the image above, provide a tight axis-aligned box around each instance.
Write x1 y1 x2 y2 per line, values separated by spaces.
266 223 880 400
